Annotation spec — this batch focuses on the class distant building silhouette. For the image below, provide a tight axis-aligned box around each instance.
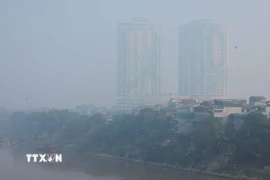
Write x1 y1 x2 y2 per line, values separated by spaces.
178 20 228 100
117 18 162 111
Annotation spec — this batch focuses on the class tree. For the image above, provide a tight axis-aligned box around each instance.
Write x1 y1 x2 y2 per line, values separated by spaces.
235 112 270 167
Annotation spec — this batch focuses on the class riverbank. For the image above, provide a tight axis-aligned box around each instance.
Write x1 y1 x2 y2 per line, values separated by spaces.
85 153 264 180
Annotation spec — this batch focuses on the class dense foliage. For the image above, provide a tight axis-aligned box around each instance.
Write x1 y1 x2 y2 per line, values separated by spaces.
3 109 270 170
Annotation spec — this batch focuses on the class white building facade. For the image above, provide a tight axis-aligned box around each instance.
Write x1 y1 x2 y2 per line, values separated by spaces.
178 20 228 100
117 18 162 111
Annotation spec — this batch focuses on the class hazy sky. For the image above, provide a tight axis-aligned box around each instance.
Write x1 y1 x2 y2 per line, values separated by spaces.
0 0 269 110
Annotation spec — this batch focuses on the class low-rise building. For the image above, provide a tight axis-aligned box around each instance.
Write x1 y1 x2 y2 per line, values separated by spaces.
214 99 247 106
213 107 225 118
176 104 195 113
167 98 197 110
242 106 264 113
212 99 243 123
192 105 213 114
249 96 267 106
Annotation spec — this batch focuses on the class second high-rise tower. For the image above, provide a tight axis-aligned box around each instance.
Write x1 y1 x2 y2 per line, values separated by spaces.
178 20 228 99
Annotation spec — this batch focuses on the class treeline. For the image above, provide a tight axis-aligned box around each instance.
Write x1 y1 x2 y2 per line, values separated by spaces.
4 109 270 170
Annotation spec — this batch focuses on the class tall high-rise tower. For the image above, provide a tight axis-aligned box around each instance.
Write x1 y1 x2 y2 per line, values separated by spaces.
178 20 228 100
117 18 162 110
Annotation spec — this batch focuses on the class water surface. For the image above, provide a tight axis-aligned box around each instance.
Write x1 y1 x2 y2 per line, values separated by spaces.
0 148 226 180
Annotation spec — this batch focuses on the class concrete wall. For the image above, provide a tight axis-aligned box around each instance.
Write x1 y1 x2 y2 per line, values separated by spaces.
214 107 242 124
223 107 242 116
213 108 224 118
262 106 270 118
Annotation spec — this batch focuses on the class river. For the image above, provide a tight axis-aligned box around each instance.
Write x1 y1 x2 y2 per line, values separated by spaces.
0 147 226 180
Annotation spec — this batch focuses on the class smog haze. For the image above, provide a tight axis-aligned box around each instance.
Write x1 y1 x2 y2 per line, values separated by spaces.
0 0 269 110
